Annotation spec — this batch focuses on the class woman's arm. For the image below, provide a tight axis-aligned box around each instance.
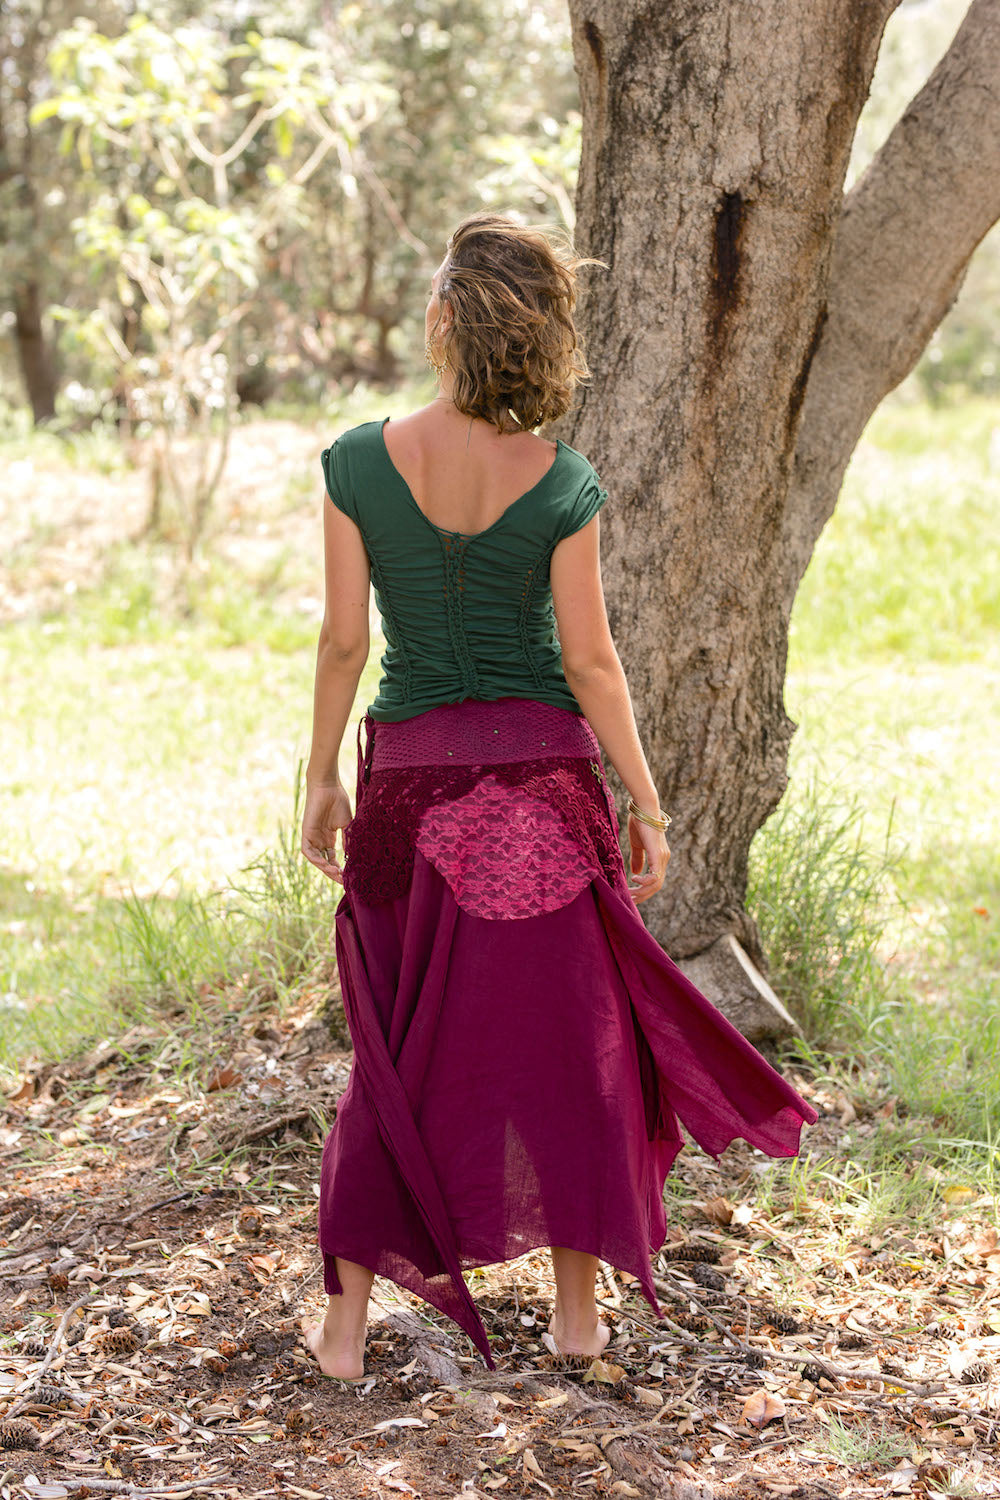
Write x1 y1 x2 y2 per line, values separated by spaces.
301 495 371 881
550 513 670 899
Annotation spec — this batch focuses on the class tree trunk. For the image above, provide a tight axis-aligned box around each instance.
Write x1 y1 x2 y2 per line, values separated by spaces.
13 280 57 423
557 0 895 970
2 7 59 425
782 0 1000 609
556 0 1000 1026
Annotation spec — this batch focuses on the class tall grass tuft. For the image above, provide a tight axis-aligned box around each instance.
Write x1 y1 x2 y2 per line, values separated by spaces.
747 774 905 1050
113 887 237 1017
228 763 342 995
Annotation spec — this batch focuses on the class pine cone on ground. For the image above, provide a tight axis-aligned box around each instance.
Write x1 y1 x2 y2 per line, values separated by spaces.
238 1205 264 1236
961 1359 994 1385
17 1338 48 1357
112 1400 146 1418
760 1308 801 1334
285 1407 315 1433
29 1385 72 1407
95 1327 141 1356
668 1310 714 1334
552 1352 594 1373
0 1420 38 1450
660 1243 723 1265
688 1265 726 1291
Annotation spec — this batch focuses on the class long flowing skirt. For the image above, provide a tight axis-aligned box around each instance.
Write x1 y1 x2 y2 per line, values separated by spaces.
317 698 817 1370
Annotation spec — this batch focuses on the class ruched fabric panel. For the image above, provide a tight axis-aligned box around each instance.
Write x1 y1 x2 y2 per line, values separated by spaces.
321 420 609 722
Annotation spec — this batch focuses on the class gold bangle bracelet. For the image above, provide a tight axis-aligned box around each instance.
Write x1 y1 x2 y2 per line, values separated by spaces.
627 797 672 831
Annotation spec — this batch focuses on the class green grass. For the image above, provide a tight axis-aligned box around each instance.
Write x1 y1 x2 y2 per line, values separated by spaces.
1 385 997 1226
2 768 353 1073
747 775 905 1049
789 393 1000 664
739 389 1000 1217
819 1413 911 1469
28 544 323 654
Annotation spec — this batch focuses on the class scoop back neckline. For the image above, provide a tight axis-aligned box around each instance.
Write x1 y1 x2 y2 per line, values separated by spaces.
378 415 564 541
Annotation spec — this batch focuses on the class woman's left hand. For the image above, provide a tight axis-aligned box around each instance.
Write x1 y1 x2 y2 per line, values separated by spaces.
301 782 353 883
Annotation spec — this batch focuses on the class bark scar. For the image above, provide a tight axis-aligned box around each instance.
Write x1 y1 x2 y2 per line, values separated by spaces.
583 18 606 83
708 189 746 348
785 300 828 447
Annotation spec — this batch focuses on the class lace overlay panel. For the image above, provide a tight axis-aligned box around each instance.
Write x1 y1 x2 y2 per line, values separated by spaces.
416 775 599 919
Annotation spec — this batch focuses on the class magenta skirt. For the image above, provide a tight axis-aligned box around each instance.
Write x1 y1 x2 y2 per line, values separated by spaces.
317 698 817 1369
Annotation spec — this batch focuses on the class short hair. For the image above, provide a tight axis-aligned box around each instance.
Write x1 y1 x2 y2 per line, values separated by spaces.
429 211 605 434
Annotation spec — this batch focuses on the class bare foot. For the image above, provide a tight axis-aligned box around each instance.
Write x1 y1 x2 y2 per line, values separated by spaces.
301 1315 365 1380
548 1311 612 1359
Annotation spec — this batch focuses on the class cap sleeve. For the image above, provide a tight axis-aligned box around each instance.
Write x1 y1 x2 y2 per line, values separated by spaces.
320 439 357 523
557 466 608 541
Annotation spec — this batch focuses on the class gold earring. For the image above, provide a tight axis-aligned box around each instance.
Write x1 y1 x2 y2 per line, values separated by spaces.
424 337 447 375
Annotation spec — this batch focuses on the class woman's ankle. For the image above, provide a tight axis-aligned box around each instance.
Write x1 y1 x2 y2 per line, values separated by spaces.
551 1297 599 1332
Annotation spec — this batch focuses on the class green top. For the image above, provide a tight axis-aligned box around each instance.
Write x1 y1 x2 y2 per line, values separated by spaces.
321 417 608 722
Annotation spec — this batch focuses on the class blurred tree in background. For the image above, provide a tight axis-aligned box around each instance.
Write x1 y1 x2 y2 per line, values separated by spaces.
37 14 388 551
0 0 118 422
0 0 577 436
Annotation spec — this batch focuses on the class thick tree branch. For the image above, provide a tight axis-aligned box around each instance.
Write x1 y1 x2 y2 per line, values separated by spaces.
783 0 1000 607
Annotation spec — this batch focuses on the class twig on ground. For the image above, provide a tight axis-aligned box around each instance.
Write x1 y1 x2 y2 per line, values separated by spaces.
113 1190 198 1228
514 1373 682 1488
654 1273 756 1358
597 1294 703 1352
0 1218 95 1268
233 1108 313 1146
0 1189 216 1271
36 1476 231 1498
601 1264 622 1307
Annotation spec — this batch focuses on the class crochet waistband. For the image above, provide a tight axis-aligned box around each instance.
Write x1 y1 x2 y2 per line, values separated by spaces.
359 697 599 776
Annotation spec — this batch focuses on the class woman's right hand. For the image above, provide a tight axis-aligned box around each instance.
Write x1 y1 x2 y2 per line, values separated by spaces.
301 781 354 884
626 813 670 904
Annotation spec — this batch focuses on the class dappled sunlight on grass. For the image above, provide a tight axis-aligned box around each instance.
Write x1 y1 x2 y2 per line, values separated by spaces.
781 657 1000 965
0 630 381 896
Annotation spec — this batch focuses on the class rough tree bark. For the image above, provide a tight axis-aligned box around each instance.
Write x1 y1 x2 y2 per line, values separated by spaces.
555 0 1000 1033
783 0 1000 606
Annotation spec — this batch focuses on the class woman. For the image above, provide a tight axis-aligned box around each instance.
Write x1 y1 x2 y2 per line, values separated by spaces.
300 212 817 1381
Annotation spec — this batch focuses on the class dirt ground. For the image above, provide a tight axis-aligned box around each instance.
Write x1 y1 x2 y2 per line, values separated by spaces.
2 996 999 1500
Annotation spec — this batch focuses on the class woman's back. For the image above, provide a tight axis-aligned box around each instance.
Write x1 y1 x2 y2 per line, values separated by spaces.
322 413 608 723
381 404 559 538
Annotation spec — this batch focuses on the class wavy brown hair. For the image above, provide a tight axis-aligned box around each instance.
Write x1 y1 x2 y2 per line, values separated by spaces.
429 212 605 434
